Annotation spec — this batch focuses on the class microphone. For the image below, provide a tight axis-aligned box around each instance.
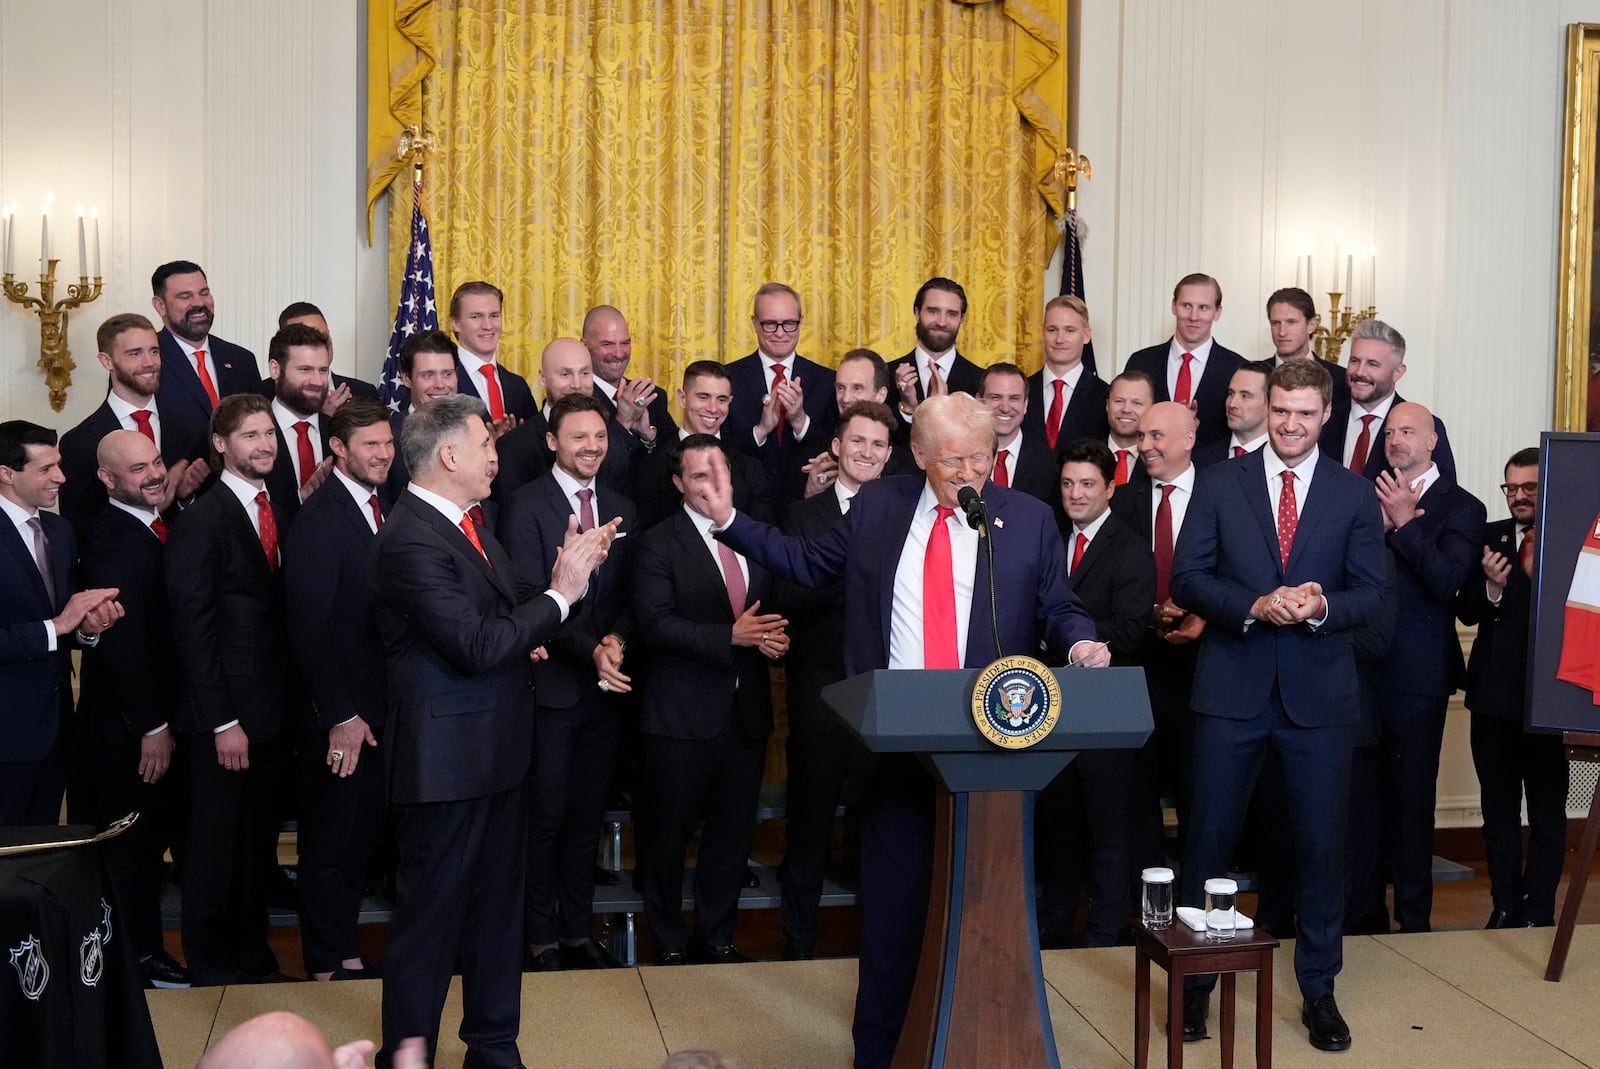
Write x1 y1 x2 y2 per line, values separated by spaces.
956 485 988 531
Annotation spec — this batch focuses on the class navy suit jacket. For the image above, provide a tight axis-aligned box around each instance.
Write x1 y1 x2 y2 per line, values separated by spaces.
1022 368 1110 449
1457 519 1534 722
0 509 75 762
717 475 1097 675
776 486 849 709
453 357 537 422
1002 432 1061 508
58 396 208 538
498 473 636 711
75 506 181 744
265 413 333 531
155 329 261 456
723 352 837 502
1319 393 1456 482
1378 474 1485 696
1170 449 1386 727
488 408 635 503
1123 340 1244 449
284 477 389 733
370 491 564 804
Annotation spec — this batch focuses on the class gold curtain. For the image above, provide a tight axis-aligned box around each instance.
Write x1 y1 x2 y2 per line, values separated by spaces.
381 0 1066 391
365 0 438 239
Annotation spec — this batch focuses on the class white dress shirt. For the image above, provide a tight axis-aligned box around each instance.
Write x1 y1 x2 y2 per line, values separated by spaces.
1164 337 1215 399
172 332 219 391
593 376 618 404
107 390 162 443
1228 432 1268 456
1068 507 1113 575
1148 464 1196 546
551 464 600 525
684 502 749 592
1341 393 1396 468
219 469 270 537
1041 362 1085 424
834 479 858 514
407 481 571 620
270 399 324 488
899 345 959 425
1406 462 1441 499
752 352 812 445
332 467 382 535
888 483 978 669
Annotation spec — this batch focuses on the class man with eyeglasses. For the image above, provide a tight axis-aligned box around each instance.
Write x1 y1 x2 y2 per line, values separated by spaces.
723 282 837 508
1458 448 1566 929
708 392 1108 1069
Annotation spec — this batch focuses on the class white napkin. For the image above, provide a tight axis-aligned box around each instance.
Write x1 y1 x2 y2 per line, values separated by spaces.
1176 906 1255 932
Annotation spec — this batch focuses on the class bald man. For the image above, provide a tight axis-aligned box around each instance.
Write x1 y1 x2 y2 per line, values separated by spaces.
198 1010 424 1069
582 304 678 442
491 337 638 500
1369 401 1485 933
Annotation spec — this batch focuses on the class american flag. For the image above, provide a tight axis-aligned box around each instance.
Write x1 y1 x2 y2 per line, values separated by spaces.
1060 207 1098 377
380 181 440 412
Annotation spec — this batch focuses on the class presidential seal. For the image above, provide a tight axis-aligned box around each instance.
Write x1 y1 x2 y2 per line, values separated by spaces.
970 655 1062 749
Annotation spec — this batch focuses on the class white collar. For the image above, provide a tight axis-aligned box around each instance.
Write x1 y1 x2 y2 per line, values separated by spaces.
551 463 595 501
106 390 157 423
407 482 468 526
1043 362 1085 388
1153 463 1196 495
1073 507 1112 541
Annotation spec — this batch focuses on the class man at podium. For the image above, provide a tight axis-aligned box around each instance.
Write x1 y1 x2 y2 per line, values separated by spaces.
709 392 1109 1069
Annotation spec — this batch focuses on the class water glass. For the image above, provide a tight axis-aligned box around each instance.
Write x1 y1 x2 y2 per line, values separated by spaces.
1204 877 1238 941
1140 867 1175 929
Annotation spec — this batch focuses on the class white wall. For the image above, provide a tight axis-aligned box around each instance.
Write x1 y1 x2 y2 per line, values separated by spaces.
0 0 389 432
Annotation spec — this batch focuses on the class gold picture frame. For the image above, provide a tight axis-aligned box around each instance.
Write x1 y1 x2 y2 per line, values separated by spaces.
1557 24 1600 431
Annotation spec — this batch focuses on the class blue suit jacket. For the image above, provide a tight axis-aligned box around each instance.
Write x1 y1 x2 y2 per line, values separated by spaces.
0 510 74 761
154 328 261 455
1170 449 1386 727
453 357 537 422
716 475 1097 675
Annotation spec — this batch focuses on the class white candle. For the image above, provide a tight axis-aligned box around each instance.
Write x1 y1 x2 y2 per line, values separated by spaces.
1 209 9 275
76 205 86 280
91 207 100 278
1370 255 1377 307
1346 255 1353 297
40 211 48 277
1295 256 1303 288
3 204 13 275
1307 256 1314 293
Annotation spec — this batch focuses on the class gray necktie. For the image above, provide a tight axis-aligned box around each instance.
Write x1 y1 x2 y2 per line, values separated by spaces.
26 517 55 604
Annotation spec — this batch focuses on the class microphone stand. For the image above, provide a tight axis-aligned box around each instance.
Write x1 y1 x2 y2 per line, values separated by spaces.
958 487 1004 660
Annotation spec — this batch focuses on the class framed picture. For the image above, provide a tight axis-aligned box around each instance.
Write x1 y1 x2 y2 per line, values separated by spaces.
1557 24 1600 431
1528 432 1600 732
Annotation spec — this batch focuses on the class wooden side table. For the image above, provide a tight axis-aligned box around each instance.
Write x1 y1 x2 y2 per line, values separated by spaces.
1133 922 1279 1069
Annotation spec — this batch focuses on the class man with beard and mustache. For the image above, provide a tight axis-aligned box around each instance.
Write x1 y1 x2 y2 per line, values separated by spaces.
151 261 262 458
1318 319 1456 481
60 313 211 537
262 323 337 527
582 304 678 442
72 429 192 989
166 393 297 984
275 301 381 413
1123 274 1244 450
887 277 984 446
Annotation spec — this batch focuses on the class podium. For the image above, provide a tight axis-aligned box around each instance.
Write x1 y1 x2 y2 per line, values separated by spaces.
824 666 1153 1069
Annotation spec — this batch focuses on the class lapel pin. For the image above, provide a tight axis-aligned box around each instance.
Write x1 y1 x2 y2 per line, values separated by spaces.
993 517 1004 529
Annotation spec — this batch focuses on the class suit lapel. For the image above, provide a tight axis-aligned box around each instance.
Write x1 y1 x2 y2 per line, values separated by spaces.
0 516 51 609
673 509 734 621
1284 455 1343 573
334 483 378 546
407 491 515 603
161 331 213 416
878 479 922 654
1238 453 1282 572
222 489 274 575
1072 516 1115 581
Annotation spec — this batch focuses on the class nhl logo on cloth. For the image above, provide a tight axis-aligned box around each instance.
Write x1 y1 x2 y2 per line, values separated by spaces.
79 931 104 987
970 655 1062 749
9 934 49 1001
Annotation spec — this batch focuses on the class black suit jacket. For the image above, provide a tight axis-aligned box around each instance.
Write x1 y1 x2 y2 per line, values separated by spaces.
884 349 985 447
371 491 567 804
1458 519 1533 721
1003 433 1060 508
0 509 75 762
1022 368 1110 449
1319 394 1457 482
265 412 332 530
284 477 389 733
1378 473 1486 696
631 508 774 741
165 481 291 740
58 396 208 538
1123 340 1244 449
1064 511 1156 661
723 352 838 503
155 329 261 458
75 507 180 744
498 474 636 711
453 357 537 422
632 435 774 530
776 487 849 709
488 409 634 503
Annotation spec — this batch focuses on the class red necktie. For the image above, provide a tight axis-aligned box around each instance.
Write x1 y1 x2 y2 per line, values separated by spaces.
1233 445 1246 458
194 349 220 408
255 492 279 570
1349 413 1376 473
1174 353 1194 405
576 487 595 531
1045 380 1066 449
923 505 960 668
717 540 747 616
459 511 489 563
1114 450 1132 486
1070 531 1088 574
1276 471 1298 569
151 516 168 543
993 449 1010 488
293 421 316 487
368 494 383 530
1153 483 1176 603
130 410 156 444
468 503 487 531
478 365 505 423
770 364 788 443
1519 525 1535 577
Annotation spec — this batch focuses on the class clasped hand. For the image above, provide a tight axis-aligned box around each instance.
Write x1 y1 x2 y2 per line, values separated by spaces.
1249 581 1325 626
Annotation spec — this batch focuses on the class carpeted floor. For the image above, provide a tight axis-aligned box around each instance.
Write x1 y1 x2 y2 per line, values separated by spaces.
150 925 1600 1068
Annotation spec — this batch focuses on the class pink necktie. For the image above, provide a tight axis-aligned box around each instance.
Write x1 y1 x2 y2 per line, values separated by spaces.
576 487 595 532
717 540 747 616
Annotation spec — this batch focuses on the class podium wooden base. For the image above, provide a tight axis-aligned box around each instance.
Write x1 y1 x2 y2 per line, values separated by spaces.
893 786 1058 1069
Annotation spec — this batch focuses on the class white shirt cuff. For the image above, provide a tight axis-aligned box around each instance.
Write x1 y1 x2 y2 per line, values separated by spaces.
43 621 57 652
544 589 572 621
214 720 240 734
144 723 169 738
1306 595 1329 630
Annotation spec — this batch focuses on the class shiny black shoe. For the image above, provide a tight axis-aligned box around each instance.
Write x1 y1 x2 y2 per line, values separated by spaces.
140 950 192 989
593 864 621 886
525 946 563 972
1485 909 1523 930
559 940 622 970
1181 990 1209 1042
691 944 752 964
1302 994 1352 1051
657 950 688 966
782 939 815 962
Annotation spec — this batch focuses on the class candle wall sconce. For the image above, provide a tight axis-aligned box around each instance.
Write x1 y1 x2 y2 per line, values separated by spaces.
2 202 103 411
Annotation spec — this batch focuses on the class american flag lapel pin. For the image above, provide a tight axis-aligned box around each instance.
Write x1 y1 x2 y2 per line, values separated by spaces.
993 517 1004 529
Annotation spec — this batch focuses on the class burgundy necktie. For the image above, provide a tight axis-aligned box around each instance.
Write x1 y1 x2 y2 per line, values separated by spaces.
468 504 487 531
1276 471 1298 569
255 492 279 570
770 364 788 443
717 540 747 616
1349 413 1377 473
1154 483 1176 603
1174 353 1194 405
368 494 383 530
151 516 168 543
923 506 960 668
1070 531 1088 574
1045 380 1066 449
293 421 316 487
993 449 1010 488
576 487 595 532
130 410 156 444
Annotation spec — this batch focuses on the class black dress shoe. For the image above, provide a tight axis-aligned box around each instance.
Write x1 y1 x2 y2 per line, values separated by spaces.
559 940 622 969
593 864 620 886
140 950 192 989
782 939 814 962
1181 990 1209 1042
1485 909 1523 929
1302 994 1352 1051
328 961 381 980
657 950 688 966
691 944 752 964
525 947 563 972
